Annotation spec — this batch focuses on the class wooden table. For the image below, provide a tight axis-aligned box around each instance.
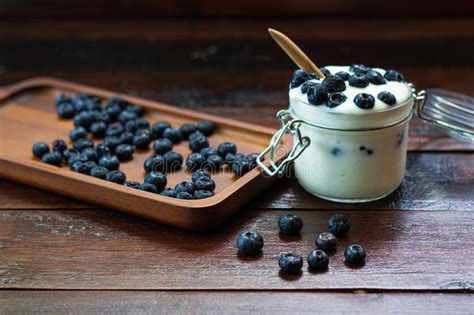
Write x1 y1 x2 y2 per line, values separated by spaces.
0 19 473 313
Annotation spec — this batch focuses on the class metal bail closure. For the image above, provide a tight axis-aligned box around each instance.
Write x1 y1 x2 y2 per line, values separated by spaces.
412 85 474 143
256 110 310 176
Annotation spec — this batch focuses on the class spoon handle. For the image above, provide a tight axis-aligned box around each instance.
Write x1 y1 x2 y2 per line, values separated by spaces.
268 28 326 79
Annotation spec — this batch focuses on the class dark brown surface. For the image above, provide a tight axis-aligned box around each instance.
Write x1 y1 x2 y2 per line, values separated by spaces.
0 18 473 313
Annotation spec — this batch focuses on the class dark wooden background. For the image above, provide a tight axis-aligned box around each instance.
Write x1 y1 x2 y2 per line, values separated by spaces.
0 1 473 313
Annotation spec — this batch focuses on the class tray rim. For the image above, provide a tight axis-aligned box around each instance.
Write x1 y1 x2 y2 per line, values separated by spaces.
0 77 281 229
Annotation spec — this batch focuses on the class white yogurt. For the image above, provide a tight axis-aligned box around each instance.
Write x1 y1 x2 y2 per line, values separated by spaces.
288 65 413 202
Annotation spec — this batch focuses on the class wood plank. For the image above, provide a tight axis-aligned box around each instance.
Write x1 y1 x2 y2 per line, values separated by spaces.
0 209 472 290
1 153 471 210
0 291 473 314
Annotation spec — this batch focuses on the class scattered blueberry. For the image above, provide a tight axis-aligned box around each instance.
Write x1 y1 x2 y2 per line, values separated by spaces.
163 151 183 171
41 152 62 166
366 70 386 85
118 110 138 123
246 153 259 168
98 155 120 171
89 166 109 179
160 188 177 198
225 153 245 167
348 74 369 88
307 249 329 271
326 92 347 108
377 91 397 105
144 171 167 191
73 138 94 152
124 181 141 189
194 177 215 192
175 181 195 194
176 191 194 199
192 169 211 182
290 69 316 89
106 170 127 184
103 136 122 151
189 132 209 152
196 120 215 136
135 117 150 130
327 214 350 236
73 111 96 129
349 64 371 74
62 148 79 163
217 142 237 158
106 123 124 137
354 93 375 109
278 252 303 274
307 83 328 105
133 132 151 150
69 127 87 142
124 104 144 117
151 122 172 139
344 244 366 265
74 160 96 174
81 147 98 161
384 69 405 82
321 75 346 93
119 131 134 145
153 138 173 155
68 154 89 170
205 154 224 171
105 103 122 120
57 102 75 118
278 214 303 235
334 71 350 81
236 231 264 256
163 127 182 144
52 139 68 153
180 123 197 139
89 121 107 138
32 142 50 158
115 144 134 161
95 143 111 159
316 232 338 252
138 182 158 193
186 153 206 171
124 119 140 133
232 160 251 176
194 190 214 199
200 147 218 159
144 155 165 173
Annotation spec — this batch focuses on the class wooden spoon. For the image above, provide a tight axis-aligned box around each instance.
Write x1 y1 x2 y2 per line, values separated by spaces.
268 28 326 79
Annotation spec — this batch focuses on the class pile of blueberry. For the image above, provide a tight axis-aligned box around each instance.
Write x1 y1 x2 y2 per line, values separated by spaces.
32 92 258 200
291 64 405 109
236 213 366 274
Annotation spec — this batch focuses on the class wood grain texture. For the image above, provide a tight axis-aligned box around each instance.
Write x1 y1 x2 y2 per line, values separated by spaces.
1 209 473 290
2 153 471 211
1 291 473 314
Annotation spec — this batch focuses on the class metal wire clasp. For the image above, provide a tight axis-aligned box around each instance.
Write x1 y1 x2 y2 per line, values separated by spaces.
256 110 310 176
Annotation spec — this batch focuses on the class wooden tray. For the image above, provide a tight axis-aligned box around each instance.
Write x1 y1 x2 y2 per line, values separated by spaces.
0 77 284 230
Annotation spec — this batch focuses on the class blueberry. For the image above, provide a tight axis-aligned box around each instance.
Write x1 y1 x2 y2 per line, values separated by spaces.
326 92 347 108
186 153 206 171
278 214 303 235
81 147 98 161
124 104 144 117
95 143 111 160
192 169 211 183
90 121 107 138
377 91 397 105
354 93 375 109
52 140 68 153
144 155 165 173
334 71 350 81
68 154 89 170
200 147 218 159
57 102 75 118
118 110 138 123
115 144 134 161
56 93 71 106
32 142 50 158
153 138 173 155
307 249 329 271
225 153 245 166
163 127 182 144
124 119 140 133
73 111 95 129
217 142 237 158
89 166 109 179
307 83 328 105
136 117 150 130
144 171 167 191
107 96 128 110
194 177 215 192
232 160 251 176
278 252 303 274
344 244 366 265
73 138 94 152
160 188 177 198
62 148 79 163
124 181 141 189
139 182 158 193
246 153 259 169
98 155 120 171
163 151 183 171
175 181 195 194
106 123 124 137
301 81 315 94
41 152 62 166
194 190 214 199
119 131 134 145
133 132 151 150
151 122 171 139
176 191 194 199
321 75 346 93
105 103 122 120
384 69 405 82
106 170 127 184
366 70 386 85
96 110 111 124
348 74 369 88
189 132 209 152
205 154 223 172
69 127 88 142
290 69 316 89
103 137 122 151
236 231 264 256
196 120 215 136
320 67 331 76
327 214 350 236
76 161 97 174
349 64 371 74
180 123 197 139
316 232 337 252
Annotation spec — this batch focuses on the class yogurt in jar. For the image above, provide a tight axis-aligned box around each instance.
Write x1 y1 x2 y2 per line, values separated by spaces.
287 65 414 202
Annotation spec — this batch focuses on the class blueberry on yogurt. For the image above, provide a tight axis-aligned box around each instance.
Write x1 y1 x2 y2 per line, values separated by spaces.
354 93 375 109
366 70 386 85
326 92 347 108
384 69 405 82
307 84 328 105
349 64 371 74
378 91 397 105
334 71 350 81
290 69 316 89
321 75 346 93
348 74 369 88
